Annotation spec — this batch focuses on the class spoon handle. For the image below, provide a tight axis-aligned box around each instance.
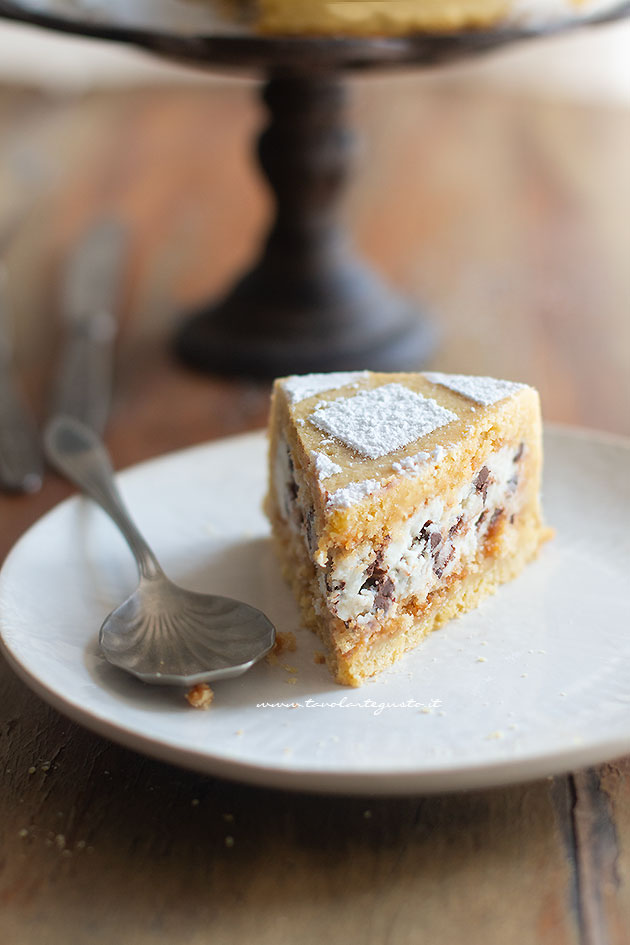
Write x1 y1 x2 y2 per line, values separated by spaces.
44 415 163 581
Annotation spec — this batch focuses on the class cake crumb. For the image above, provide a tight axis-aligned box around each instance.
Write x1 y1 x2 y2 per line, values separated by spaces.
27 766 36 775
487 730 504 740
186 683 215 710
476 656 487 663
18 828 28 838
313 651 326 665
235 729 244 736
275 631 297 654
286 677 298 685
225 835 235 848
266 630 297 666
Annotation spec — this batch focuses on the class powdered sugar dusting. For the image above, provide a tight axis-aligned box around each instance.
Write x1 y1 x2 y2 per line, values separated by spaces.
327 478 381 509
392 451 430 473
391 443 451 474
424 372 527 406
310 384 458 459
312 452 342 480
282 371 370 405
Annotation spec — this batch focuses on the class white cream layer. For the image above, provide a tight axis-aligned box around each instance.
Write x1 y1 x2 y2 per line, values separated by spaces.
325 445 523 626
274 436 526 631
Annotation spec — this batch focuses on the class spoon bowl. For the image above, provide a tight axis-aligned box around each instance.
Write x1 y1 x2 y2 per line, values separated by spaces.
45 416 276 686
100 575 275 685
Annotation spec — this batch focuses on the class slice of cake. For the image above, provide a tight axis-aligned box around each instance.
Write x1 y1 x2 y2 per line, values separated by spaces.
265 370 551 686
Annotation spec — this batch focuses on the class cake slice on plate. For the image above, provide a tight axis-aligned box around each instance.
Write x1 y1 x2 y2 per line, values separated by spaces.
265 370 550 686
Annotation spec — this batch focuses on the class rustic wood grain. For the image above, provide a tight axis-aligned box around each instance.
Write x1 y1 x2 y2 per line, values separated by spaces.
1 75 629 944
1 668 579 945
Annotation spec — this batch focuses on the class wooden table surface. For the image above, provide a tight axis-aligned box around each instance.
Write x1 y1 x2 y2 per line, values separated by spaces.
1 73 629 944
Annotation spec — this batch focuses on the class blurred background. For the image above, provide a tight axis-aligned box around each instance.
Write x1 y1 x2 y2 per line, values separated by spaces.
0 14 629 445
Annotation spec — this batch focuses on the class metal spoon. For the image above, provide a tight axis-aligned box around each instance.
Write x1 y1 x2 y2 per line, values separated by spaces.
44 415 275 686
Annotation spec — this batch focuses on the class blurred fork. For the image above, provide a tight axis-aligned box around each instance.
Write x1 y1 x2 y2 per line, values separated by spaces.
0 262 43 492
49 219 128 435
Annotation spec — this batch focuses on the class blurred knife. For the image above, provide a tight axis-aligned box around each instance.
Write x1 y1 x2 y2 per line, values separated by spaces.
49 220 128 435
0 263 44 493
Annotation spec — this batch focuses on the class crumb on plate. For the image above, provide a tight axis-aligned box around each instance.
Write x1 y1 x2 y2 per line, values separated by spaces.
186 683 215 709
266 631 298 667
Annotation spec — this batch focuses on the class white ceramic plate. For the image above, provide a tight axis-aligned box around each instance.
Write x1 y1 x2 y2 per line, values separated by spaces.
1 427 630 795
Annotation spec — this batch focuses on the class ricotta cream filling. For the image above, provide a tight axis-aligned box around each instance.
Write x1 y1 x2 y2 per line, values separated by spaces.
327 445 524 625
274 437 525 630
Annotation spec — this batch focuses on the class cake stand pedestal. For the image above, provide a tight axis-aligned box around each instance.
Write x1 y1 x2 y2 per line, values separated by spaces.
1 0 628 376
177 73 436 375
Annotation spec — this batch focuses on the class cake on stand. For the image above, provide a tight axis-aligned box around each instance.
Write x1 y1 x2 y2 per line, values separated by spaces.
0 0 628 376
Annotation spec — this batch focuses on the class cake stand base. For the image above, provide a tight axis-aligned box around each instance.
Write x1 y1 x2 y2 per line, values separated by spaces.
176 252 436 377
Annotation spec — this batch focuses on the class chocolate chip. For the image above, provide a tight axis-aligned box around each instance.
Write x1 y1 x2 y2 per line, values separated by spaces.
476 510 488 529
374 577 395 613
474 466 490 502
325 573 345 594
513 442 525 463
360 565 395 614
489 507 504 529
434 543 455 578
509 514 516 524
365 545 386 579
449 515 465 537
415 520 441 551
475 466 489 491
361 569 382 592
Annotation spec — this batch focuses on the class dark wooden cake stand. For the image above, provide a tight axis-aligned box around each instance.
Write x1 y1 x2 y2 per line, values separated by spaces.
1 0 628 376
